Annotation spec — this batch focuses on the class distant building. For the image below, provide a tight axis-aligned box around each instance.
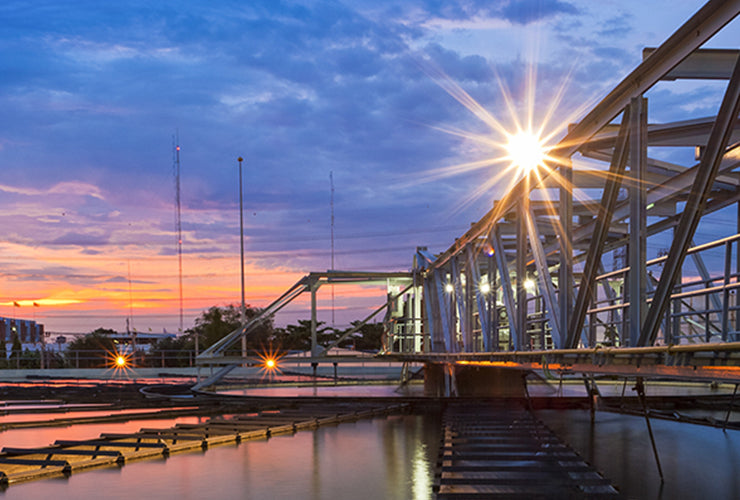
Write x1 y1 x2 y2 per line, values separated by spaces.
105 331 176 351
0 316 43 344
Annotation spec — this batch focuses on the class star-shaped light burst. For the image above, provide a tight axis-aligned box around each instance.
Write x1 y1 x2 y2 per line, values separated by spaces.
255 343 286 380
413 54 601 217
105 346 134 377
504 129 548 177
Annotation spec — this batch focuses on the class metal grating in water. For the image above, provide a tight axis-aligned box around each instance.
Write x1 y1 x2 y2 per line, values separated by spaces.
434 402 621 499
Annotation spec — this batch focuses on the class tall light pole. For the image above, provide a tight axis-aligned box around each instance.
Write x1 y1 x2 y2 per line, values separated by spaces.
238 157 247 358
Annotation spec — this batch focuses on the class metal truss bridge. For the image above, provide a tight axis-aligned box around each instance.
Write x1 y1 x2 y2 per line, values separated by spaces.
197 0 740 388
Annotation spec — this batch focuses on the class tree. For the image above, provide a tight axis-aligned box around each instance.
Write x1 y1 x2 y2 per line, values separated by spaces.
348 321 385 351
146 335 194 367
186 304 275 354
0 335 6 369
273 320 335 352
9 331 22 368
66 328 119 368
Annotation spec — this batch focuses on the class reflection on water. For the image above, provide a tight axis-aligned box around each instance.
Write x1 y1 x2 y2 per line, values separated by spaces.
221 379 736 399
0 407 199 425
0 416 208 449
221 382 425 398
0 414 442 500
2 378 740 500
538 409 740 499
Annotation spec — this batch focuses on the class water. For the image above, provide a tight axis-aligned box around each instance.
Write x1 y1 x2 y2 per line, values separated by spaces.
0 414 441 500
3 408 740 499
0 416 208 449
221 382 425 398
3 380 740 499
538 409 740 499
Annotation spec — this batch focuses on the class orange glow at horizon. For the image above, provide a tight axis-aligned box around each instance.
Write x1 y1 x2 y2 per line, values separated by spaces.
0 235 394 333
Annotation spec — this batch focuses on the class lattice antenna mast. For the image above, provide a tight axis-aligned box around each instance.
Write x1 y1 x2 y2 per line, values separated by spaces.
330 170 335 326
173 133 184 336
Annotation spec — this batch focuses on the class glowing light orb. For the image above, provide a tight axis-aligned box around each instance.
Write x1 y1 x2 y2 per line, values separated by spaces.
524 278 536 291
256 344 285 379
480 282 491 294
106 349 133 375
505 130 546 175
445 283 454 293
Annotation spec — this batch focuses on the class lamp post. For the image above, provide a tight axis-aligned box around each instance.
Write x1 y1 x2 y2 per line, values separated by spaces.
238 157 247 358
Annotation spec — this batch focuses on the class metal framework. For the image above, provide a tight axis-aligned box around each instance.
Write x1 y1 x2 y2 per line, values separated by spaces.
198 0 740 384
386 1 740 380
196 271 413 360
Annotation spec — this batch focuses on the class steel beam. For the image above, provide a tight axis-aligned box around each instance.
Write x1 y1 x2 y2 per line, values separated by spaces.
429 1 740 273
643 48 740 80
524 207 563 348
517 194 528 349
629 97 648 347
451 257 469 352
640 55 740 346
310 278 319 357
567 107 631 348
559 160 573 346
492 228 519 349
423 273 444 352
690 240 724 314
467 246 491 351
552 147 740 258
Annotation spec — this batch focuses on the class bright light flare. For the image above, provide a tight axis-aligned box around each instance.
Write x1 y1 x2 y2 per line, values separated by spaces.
505 130 547 175
105 348 134 376
256 344 285 379
410 54 602 220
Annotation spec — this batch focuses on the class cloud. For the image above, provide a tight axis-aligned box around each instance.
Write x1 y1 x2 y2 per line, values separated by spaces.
0 181 105 199
0 0 725 333
499 0 578 25
48 231 110 247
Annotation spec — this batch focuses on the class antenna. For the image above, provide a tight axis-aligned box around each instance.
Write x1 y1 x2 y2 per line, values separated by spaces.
173 133 184 336
330 171 335 326
127 260 134 333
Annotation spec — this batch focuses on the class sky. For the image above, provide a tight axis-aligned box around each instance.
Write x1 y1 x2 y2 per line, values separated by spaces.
0 0 737 335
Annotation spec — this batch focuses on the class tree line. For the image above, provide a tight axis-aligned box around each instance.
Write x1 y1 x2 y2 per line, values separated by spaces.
0 304 384 369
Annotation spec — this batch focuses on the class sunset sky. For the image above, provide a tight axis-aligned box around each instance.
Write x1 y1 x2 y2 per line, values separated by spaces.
1 1 737 334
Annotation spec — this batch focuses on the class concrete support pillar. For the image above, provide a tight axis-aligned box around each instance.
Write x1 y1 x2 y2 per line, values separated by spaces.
423 362 527 397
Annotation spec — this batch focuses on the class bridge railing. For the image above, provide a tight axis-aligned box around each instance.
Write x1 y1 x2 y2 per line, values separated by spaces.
385 234 740 355
581 234 740 348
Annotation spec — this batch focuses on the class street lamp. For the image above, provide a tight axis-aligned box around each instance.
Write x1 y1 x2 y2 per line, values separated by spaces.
238 157 247 358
